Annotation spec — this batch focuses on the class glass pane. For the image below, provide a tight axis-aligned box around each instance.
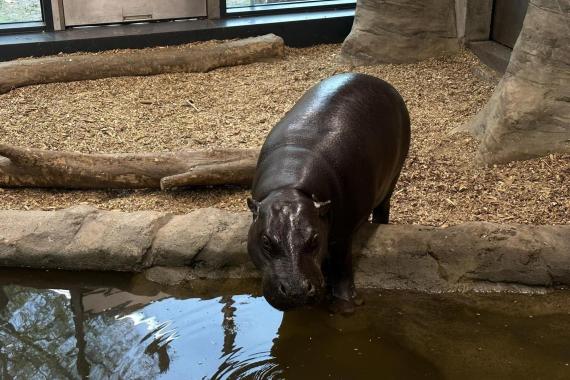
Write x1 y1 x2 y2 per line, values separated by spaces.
226 0 334 9
0 0 42 24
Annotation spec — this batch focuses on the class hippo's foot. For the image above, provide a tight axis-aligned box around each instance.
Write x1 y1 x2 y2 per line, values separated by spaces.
353 294 364 306
329 297 356 315
327 286 364 315
328 294 364 315
371 197 390 224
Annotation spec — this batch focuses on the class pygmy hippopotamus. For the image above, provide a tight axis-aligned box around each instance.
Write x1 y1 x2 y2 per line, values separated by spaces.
247 73 410 313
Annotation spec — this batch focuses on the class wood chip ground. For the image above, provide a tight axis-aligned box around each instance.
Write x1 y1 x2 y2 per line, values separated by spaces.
0 43 568 226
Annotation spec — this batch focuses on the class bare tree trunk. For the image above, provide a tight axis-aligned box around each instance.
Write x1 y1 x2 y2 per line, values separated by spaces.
0 34 284 94
221 296 237 356
70 288 90 380
0 144 258 190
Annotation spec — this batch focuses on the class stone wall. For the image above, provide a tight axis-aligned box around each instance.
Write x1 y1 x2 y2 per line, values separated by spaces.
1 206 569 292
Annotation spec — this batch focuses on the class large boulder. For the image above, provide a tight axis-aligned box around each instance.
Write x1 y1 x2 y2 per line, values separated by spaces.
460 0 570 164
339 0 460 65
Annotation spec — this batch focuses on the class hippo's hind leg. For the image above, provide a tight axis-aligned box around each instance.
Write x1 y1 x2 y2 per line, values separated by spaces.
326 238 363 315
371 194 391 224
371 171 403 224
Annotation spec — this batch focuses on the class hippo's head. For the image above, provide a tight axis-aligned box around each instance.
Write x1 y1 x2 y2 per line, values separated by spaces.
247 190 331 311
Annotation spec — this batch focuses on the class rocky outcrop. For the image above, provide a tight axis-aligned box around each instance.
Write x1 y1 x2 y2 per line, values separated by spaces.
1 206 569 292
459 0 570 164
339 0 460 65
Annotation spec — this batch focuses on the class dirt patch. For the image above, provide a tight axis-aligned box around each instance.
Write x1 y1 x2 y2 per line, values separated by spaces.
0 43 568 225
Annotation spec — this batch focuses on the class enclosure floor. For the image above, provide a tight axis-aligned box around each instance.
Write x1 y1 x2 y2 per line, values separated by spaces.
0 44 568 225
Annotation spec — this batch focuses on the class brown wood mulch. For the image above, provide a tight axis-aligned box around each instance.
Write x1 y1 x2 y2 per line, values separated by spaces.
0 43 568 226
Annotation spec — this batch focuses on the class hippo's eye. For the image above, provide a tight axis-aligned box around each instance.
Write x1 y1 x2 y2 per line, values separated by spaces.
308 233 319 248
262 235 273 253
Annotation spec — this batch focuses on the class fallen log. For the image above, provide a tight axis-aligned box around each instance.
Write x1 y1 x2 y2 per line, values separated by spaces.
0 143 258 189
0 34 284 94
1 206 569 292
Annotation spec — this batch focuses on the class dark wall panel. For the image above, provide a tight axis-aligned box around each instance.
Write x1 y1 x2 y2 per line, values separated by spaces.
491 0 529 48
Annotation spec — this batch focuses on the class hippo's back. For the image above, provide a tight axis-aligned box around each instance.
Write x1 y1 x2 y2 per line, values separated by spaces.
253 73 410 230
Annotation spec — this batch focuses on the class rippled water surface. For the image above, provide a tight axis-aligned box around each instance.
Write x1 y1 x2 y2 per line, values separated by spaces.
0 269 569 380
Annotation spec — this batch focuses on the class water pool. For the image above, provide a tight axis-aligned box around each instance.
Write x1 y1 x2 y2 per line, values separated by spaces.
0 269 569 379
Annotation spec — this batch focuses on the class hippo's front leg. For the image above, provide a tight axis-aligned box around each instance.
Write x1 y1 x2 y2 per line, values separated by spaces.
327 238 363 314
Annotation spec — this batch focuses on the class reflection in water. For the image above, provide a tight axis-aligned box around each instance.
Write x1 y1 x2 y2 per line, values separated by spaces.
0 286 78 379
81 293 282 379
0 283 283 380
70 288 90 379
0 271 569 380
273 309 442 379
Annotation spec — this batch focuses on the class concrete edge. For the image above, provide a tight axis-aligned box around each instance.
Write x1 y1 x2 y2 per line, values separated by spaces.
0 206 568 292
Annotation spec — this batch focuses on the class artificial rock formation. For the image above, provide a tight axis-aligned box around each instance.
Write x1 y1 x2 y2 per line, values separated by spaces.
1 206 569 291
339 0 460 65
0 34 284 94
461 0 570 164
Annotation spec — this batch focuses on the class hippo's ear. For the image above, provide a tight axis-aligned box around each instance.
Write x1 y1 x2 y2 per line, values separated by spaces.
312 194 331 217
247 198 260 220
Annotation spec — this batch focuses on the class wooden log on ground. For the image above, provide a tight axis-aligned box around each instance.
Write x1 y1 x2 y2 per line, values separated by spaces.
0 143 258 189
0 34 284 94
0 206 569 292
159 157 257 190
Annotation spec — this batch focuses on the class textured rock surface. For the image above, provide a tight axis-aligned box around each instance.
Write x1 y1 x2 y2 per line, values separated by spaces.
459 0 570 164
151 208 255 277
1 207 569 291
339 0 460 65
0 205 168 271
353 222 570 291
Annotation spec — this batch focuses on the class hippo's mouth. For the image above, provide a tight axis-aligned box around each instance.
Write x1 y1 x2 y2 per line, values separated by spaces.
262 278 325 311
263 291 322 311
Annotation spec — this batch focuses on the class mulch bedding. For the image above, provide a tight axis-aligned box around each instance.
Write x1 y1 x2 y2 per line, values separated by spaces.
0 43 568 225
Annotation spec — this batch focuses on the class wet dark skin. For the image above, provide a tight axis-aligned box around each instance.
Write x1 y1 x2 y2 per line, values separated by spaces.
248 73 410 314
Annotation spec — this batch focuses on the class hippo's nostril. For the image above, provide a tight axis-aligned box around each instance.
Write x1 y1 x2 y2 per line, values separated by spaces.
278 283 287 296
306 282 316 297
303 280 317 297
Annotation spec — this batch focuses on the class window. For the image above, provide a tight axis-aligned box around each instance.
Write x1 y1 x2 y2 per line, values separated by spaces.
0 0 43 24
228 0 334 6
226 0 355 14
